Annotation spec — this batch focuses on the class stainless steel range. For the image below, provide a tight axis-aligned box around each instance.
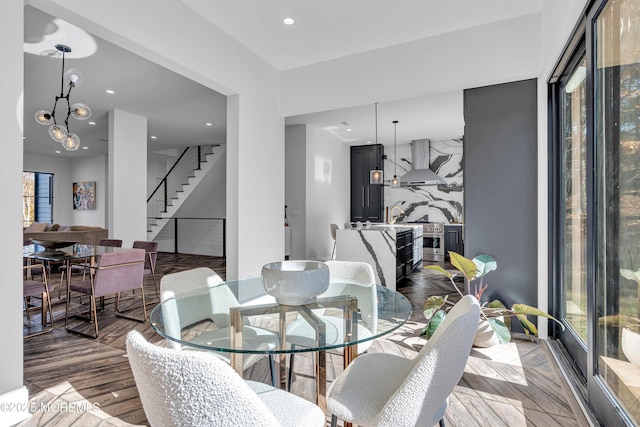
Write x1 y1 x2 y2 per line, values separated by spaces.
421 222 445 263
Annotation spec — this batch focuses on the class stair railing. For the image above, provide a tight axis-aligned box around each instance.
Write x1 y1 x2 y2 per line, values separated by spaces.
147 144 216 231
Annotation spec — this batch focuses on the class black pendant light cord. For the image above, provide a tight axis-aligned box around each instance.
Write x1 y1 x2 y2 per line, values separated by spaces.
393 120 398 177
49 47 75 132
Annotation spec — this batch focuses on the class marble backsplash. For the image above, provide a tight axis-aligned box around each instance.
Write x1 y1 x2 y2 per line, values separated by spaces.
384 138 463 224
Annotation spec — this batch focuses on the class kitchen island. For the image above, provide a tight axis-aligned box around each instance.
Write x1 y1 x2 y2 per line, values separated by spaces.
335 224 423 291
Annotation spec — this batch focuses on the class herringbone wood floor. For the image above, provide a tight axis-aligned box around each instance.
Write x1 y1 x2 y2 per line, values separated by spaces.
19 253 590 426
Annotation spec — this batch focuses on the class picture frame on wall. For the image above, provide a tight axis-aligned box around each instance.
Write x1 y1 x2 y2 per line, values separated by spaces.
73 181 96 210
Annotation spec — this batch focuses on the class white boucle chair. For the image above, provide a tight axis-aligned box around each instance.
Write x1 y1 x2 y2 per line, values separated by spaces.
126 330 326 427
286 260 377 390
326 294 480 427
160 267 279 386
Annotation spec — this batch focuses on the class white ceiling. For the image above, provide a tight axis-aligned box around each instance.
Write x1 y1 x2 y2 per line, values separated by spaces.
182 0 543 71
23 2 543 158
23 5 226 159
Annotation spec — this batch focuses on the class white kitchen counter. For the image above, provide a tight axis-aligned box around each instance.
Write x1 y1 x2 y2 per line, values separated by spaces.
335 224 422 291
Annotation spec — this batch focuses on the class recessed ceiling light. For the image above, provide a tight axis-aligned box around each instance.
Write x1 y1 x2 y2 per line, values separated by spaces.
55 150 61 154
150 135 157 139
105 89 115 94
205 122 213 126
89 121 95 125
82 146 88 150
347 128 352 132
283 17 294 25
366 140 372 144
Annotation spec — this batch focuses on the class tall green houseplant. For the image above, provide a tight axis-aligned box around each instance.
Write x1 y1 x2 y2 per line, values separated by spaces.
423 251 563 344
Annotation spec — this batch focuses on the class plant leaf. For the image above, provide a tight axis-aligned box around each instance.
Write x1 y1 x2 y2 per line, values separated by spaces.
449 251 477 282
487 299 511 329
486 317 511 344
512 304 565 330
473 254 497 278
425 310 446 339
516 314 538 336
487 299 506 309
424 265 453 279
423 295 446 320
620 268 640 284
598 314 640 326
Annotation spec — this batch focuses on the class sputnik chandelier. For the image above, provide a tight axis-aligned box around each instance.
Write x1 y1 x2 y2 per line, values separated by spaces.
35 44 91 151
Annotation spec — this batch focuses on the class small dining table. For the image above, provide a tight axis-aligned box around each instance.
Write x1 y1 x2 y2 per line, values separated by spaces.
150 277 413 412
22 241 128 296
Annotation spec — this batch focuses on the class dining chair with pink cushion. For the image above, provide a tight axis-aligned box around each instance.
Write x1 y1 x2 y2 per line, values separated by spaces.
132 240 159 301
59 237 123 297
65 248 146 338
23 263 53 338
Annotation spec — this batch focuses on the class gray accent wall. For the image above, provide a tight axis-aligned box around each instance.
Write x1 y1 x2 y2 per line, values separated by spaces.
463 79 538 311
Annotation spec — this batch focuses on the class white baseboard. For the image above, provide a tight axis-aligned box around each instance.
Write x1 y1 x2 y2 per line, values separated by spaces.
0 386 31 427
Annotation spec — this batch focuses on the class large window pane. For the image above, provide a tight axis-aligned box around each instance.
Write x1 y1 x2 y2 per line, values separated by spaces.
595 0 640 423
561 56 588 343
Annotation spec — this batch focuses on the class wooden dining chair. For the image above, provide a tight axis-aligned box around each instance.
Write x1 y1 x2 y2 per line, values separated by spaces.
65 248 146 338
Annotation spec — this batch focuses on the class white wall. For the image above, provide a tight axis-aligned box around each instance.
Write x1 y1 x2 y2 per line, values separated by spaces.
285 125 306 259
1 2 28 424
285 124 349 261
23 152 107 227
304 126 350 261
146 159 168 198
29 0 283 280
280 13 541 117
175 152 226 219
71 154 107 227
108 109 147 246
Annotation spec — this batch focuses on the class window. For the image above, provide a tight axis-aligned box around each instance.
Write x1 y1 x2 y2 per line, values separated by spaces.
550 0 640 424
23 172 54 228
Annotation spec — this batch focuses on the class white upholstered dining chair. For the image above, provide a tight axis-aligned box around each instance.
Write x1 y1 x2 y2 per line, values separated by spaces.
286 260 377 390
326 294 480 427
160 267 279 386
126 330 325 427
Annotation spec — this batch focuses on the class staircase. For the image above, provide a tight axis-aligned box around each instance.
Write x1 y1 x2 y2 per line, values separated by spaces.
147 144 224 241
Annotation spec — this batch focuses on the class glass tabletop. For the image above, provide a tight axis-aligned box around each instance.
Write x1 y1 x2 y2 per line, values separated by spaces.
150 277 413 355
23 242 125 262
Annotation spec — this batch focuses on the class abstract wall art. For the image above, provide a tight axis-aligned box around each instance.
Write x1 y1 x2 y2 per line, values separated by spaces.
73 181 96 210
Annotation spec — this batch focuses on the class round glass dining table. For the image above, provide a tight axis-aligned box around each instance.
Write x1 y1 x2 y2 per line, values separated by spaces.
150 276 412 411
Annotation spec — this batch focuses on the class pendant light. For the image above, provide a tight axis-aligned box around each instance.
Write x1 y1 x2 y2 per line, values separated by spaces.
35 44 91 151
369 102 384 184
391 120 400 188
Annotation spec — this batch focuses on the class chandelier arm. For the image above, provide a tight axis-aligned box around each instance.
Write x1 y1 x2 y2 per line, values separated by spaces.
49 97 61 125
63 95 72 132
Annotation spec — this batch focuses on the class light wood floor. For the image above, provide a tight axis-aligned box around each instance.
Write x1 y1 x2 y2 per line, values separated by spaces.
19 253 591 426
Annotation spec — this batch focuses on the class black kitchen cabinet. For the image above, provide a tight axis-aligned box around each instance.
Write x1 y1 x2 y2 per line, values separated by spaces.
396 230 413 282
350 144 384 222
444 224 464 260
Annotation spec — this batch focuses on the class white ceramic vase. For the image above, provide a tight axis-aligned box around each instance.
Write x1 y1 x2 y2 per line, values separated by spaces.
473 316 504 348
261 260 330 306
621 326 640 368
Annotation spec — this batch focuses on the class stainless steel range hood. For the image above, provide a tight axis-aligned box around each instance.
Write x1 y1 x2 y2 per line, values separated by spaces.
400 139 446 186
